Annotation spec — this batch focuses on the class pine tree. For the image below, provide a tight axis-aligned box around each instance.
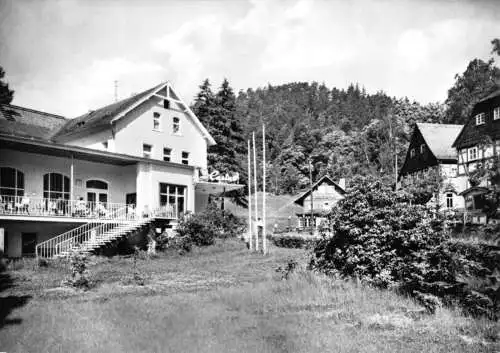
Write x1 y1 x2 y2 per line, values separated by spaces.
0 66 14 104
193 78 245 175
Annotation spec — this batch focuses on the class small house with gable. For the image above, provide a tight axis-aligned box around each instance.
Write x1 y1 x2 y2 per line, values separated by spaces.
293 175 346 229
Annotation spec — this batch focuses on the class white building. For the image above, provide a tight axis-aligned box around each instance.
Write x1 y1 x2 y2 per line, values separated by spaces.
0 82 242 258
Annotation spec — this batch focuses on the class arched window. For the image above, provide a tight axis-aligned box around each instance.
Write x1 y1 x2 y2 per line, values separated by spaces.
43 173 70 200
86 180 108 190
0 167 24 196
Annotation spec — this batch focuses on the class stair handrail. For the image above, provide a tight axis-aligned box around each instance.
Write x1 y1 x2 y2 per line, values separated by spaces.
35 221 102 258
35 206 130 258
57 208 146 254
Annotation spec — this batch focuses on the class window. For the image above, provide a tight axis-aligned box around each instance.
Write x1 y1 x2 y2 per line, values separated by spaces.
153 112 161 131
143 144 152 158
163 147 172 162
446 193 453 209
494 107 500 120
159 183 186 217
475 113 485 125
163 99 170 109
410 148 416 158
43 173 70 200
420 144 425 154
0 167 24 197
468 146 478 161
102 141 108 150
173 117 180 134
181 151 189 165
86 180 108 190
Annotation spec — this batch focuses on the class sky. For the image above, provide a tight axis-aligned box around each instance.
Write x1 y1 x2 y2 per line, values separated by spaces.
0 0 499 118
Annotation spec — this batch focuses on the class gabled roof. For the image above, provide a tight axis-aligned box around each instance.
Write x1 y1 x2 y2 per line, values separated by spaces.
293 175 346 206
452 88 500 149
477 88 500 103
416 123 463 160
0 104 68 141
53 82 216 145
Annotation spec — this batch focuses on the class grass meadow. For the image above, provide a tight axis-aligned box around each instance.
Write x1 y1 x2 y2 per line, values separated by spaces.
0 239 498 353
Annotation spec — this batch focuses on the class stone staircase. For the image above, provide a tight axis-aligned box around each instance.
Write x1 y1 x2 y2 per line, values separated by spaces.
57 217 153 257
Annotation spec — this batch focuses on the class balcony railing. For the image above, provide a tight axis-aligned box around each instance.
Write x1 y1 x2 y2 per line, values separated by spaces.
0 195 137 220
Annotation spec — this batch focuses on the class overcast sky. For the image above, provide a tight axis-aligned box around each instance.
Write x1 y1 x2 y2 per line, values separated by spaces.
0 0 499 118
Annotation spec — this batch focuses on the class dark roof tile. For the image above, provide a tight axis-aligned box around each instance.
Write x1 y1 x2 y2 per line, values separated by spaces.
0 104 68 141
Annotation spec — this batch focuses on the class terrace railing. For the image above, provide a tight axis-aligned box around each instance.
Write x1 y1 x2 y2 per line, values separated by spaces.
0 195 136 220
151 204 177 219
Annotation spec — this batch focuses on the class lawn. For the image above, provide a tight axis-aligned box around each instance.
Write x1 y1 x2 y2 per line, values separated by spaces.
0 240 498 353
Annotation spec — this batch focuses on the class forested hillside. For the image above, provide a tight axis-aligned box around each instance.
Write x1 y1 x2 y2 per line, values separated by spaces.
193 39 500 195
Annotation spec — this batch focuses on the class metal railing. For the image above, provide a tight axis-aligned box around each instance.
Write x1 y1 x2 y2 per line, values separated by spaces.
35 206 133 258
0 195 135 220
151 204 177 219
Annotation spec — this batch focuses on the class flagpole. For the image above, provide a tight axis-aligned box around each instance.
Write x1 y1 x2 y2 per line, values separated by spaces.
262 124 267 255
247 139 252 250
252 132 259 251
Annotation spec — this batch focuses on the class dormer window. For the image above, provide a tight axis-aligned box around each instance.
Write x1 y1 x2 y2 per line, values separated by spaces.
420 144 425 154
153 112 161 131
475 113 485 125
494 107 500 120
410 148 415 158
173 117 180 134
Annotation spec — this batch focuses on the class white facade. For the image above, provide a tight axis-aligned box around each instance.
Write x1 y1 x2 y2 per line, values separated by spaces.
0 82 229 257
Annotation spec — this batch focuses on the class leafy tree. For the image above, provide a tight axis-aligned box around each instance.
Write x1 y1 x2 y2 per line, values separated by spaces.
492 38 500 56
311 176 499 318
444 58 500 124
0 66 14 104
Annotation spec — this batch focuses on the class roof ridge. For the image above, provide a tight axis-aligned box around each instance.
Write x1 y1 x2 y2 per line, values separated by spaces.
74 81 167 119
0 103 68 120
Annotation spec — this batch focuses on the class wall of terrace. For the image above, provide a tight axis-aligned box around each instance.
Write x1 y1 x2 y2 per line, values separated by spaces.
0 149 136 204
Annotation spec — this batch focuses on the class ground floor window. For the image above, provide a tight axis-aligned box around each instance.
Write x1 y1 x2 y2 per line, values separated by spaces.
86 179 108 205
159 183 186 216
446 193 453 208
43 173 70 200
0 167 24 196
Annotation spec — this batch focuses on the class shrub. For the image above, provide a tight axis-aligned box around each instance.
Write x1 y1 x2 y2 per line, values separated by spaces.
271 233 321 249
310 176 499 318
62 249 92 289
174 205 246 252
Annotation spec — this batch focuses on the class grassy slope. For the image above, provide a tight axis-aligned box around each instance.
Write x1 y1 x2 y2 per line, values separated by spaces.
0 241 498 353
225 192 304 231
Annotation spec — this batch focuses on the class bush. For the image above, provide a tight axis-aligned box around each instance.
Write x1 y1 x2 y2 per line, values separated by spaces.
271 233 321 249
310 176 499 319
174 205 246 252
62 250 92 289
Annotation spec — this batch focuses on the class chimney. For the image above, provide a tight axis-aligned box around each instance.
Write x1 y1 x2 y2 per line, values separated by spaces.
338 178 346 190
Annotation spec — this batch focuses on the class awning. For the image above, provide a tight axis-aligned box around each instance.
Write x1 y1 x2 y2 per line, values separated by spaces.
195 182 245 195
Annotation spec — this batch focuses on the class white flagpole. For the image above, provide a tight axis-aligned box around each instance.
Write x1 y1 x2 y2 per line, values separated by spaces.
247 139 252 250
262 124 267 255
252 132 259 251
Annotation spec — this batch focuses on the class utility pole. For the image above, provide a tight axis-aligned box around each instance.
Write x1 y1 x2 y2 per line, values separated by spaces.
262 124 267 255
309 158 314 235
252 132 258 251
114 80 118 102
247 140 252 249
